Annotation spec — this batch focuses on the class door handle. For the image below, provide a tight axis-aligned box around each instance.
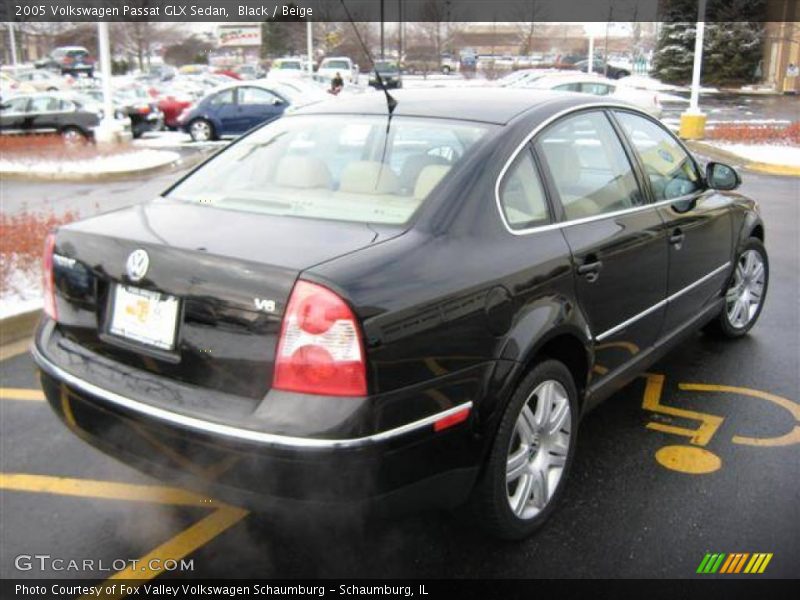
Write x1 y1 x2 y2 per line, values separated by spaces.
669 228 685 247
577 259 603 282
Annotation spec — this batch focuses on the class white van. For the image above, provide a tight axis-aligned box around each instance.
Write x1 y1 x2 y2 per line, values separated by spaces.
317 57 358 84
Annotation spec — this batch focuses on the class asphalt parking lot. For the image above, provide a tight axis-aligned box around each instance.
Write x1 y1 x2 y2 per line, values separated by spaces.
0 169 797 585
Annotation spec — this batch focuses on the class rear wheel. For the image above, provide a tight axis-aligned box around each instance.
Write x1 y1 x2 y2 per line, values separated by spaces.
707 238 768 338
189 118 214 142
61 126 87 144
470 360 578 540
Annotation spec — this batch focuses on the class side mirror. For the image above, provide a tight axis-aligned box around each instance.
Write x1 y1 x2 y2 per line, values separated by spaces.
271 97 284 106
706 161 741 191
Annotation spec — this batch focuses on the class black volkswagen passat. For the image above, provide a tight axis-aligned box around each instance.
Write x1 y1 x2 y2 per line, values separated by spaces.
34 89 768 539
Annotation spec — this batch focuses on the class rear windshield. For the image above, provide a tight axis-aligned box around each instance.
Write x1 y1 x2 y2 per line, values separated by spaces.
167 114 491 225
323 60 350 70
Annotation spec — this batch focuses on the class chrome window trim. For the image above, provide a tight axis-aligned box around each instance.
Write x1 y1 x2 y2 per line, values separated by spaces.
31 343 471 450
594 262 731 342
494 102 702 236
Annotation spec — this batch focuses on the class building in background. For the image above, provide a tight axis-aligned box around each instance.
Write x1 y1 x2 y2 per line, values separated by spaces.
212 24 261 66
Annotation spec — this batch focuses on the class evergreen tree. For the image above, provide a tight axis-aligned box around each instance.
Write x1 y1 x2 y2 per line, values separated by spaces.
651 0 764 86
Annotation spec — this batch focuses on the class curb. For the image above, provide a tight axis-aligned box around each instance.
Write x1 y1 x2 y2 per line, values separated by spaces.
0 309 40 346
0 149 211 183
686 141 800 177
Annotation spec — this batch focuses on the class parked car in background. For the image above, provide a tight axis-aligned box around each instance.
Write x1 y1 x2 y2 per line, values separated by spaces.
0 92 106 141
517 74 662 118
34 89 766 540
0 71 36 95
10 69 70 92
317 57 357 83
156 91 196 130
35 46 95 77
234 64 266 80
368 61 402 89
178 80 324 141
573 59 631 80
81 88 163 138
270 58 306 79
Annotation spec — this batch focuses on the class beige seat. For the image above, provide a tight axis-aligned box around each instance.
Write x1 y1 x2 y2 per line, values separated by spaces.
414 165 451 200
339 161 400 194
543 143 600 219
274 156 333 189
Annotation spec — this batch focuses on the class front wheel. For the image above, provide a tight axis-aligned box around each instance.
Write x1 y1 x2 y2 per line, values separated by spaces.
188 118 214 142
707 238 768 338
470 360 579 540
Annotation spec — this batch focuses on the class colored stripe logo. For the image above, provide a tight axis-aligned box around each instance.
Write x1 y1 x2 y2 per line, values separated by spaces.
697 553 773 574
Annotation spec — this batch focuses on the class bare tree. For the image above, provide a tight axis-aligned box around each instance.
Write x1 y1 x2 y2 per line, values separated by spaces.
513 0 548 56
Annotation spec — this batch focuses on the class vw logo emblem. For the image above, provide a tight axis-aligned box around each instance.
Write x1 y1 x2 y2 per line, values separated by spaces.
126 249 149 282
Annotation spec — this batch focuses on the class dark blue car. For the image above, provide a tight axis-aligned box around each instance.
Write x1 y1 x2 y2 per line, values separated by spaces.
179 81 324 142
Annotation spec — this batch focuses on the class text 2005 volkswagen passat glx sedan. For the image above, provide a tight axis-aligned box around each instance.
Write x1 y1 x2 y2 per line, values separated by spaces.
35 89 768 539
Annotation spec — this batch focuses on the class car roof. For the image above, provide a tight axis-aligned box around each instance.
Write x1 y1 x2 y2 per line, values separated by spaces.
294 88 585 125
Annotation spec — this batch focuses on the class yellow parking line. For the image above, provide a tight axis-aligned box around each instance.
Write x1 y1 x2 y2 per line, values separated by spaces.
0 472 218 508
103 506 249 584
0 387 44 401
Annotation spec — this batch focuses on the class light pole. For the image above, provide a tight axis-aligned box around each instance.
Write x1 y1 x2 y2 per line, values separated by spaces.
306 21 313 76
679 0 708 140
7 23 18 66
95 22 124 144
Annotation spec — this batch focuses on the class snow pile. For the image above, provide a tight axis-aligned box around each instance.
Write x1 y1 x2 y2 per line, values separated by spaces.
0 149 180 175
710 143 800 168
0 257 42 319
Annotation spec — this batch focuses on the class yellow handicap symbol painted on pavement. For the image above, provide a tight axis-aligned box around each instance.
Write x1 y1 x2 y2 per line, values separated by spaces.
641 373 800 474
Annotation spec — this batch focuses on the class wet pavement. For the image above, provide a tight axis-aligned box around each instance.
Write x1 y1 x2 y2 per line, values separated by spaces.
1 169 797 584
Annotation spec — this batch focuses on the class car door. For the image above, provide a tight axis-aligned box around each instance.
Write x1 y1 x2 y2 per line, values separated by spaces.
613 110 733 336
207 88 237 135
535 109 668 378
0 96 31 133
26 95 63 133
236 86 284 132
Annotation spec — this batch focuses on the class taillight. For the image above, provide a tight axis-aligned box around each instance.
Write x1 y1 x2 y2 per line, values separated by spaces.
136 104 151 115
43 233 57 321
273 280 366 397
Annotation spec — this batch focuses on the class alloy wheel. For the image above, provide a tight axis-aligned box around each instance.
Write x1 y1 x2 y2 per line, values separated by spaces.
190 120 212 142
726 249 766 329
506 379 572 520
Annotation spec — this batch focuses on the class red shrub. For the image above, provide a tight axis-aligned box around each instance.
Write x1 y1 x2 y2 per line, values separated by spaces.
707 122 800 145
0 134 128 161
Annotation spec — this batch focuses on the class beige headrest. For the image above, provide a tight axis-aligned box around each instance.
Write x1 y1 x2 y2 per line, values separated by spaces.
274 156 332 189
414 165 451 200
339 161 400 194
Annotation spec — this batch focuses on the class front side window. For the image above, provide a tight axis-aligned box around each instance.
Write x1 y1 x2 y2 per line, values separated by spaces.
167 115 492 226
615 111 702 201
537 111 643 221
29 96 62 113
499 150 549 230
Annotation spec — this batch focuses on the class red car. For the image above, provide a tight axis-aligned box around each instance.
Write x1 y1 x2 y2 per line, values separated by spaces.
150 89 194 130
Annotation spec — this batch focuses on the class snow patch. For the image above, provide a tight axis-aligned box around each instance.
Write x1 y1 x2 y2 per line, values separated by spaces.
711 143 800 168
0 149 181 175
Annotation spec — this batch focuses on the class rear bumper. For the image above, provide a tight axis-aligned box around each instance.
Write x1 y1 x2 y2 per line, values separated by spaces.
33 327 482 515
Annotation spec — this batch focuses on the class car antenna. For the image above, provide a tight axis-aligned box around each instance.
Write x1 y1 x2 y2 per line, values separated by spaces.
338 0 398 191
338 0 397 116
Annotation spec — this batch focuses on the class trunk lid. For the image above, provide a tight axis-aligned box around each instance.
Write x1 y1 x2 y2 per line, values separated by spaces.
52 200 383 401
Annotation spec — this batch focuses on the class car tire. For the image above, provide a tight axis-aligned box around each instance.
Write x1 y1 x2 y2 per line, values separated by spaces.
442 65 451 74
706 237 768 338
61 127 87 144
47 87 58 91
189 118 215 142
469 359 579 540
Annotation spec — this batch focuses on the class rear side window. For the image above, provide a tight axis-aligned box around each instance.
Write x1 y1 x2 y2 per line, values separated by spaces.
209 90 234 107
499 151 549 230
537 111 643 221
615 111 702 201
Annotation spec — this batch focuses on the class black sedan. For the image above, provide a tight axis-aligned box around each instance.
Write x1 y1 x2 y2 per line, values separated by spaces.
81 88 164 138
34 89 768 539
0 92 102 141
573 59 631 79
368 61 403 89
